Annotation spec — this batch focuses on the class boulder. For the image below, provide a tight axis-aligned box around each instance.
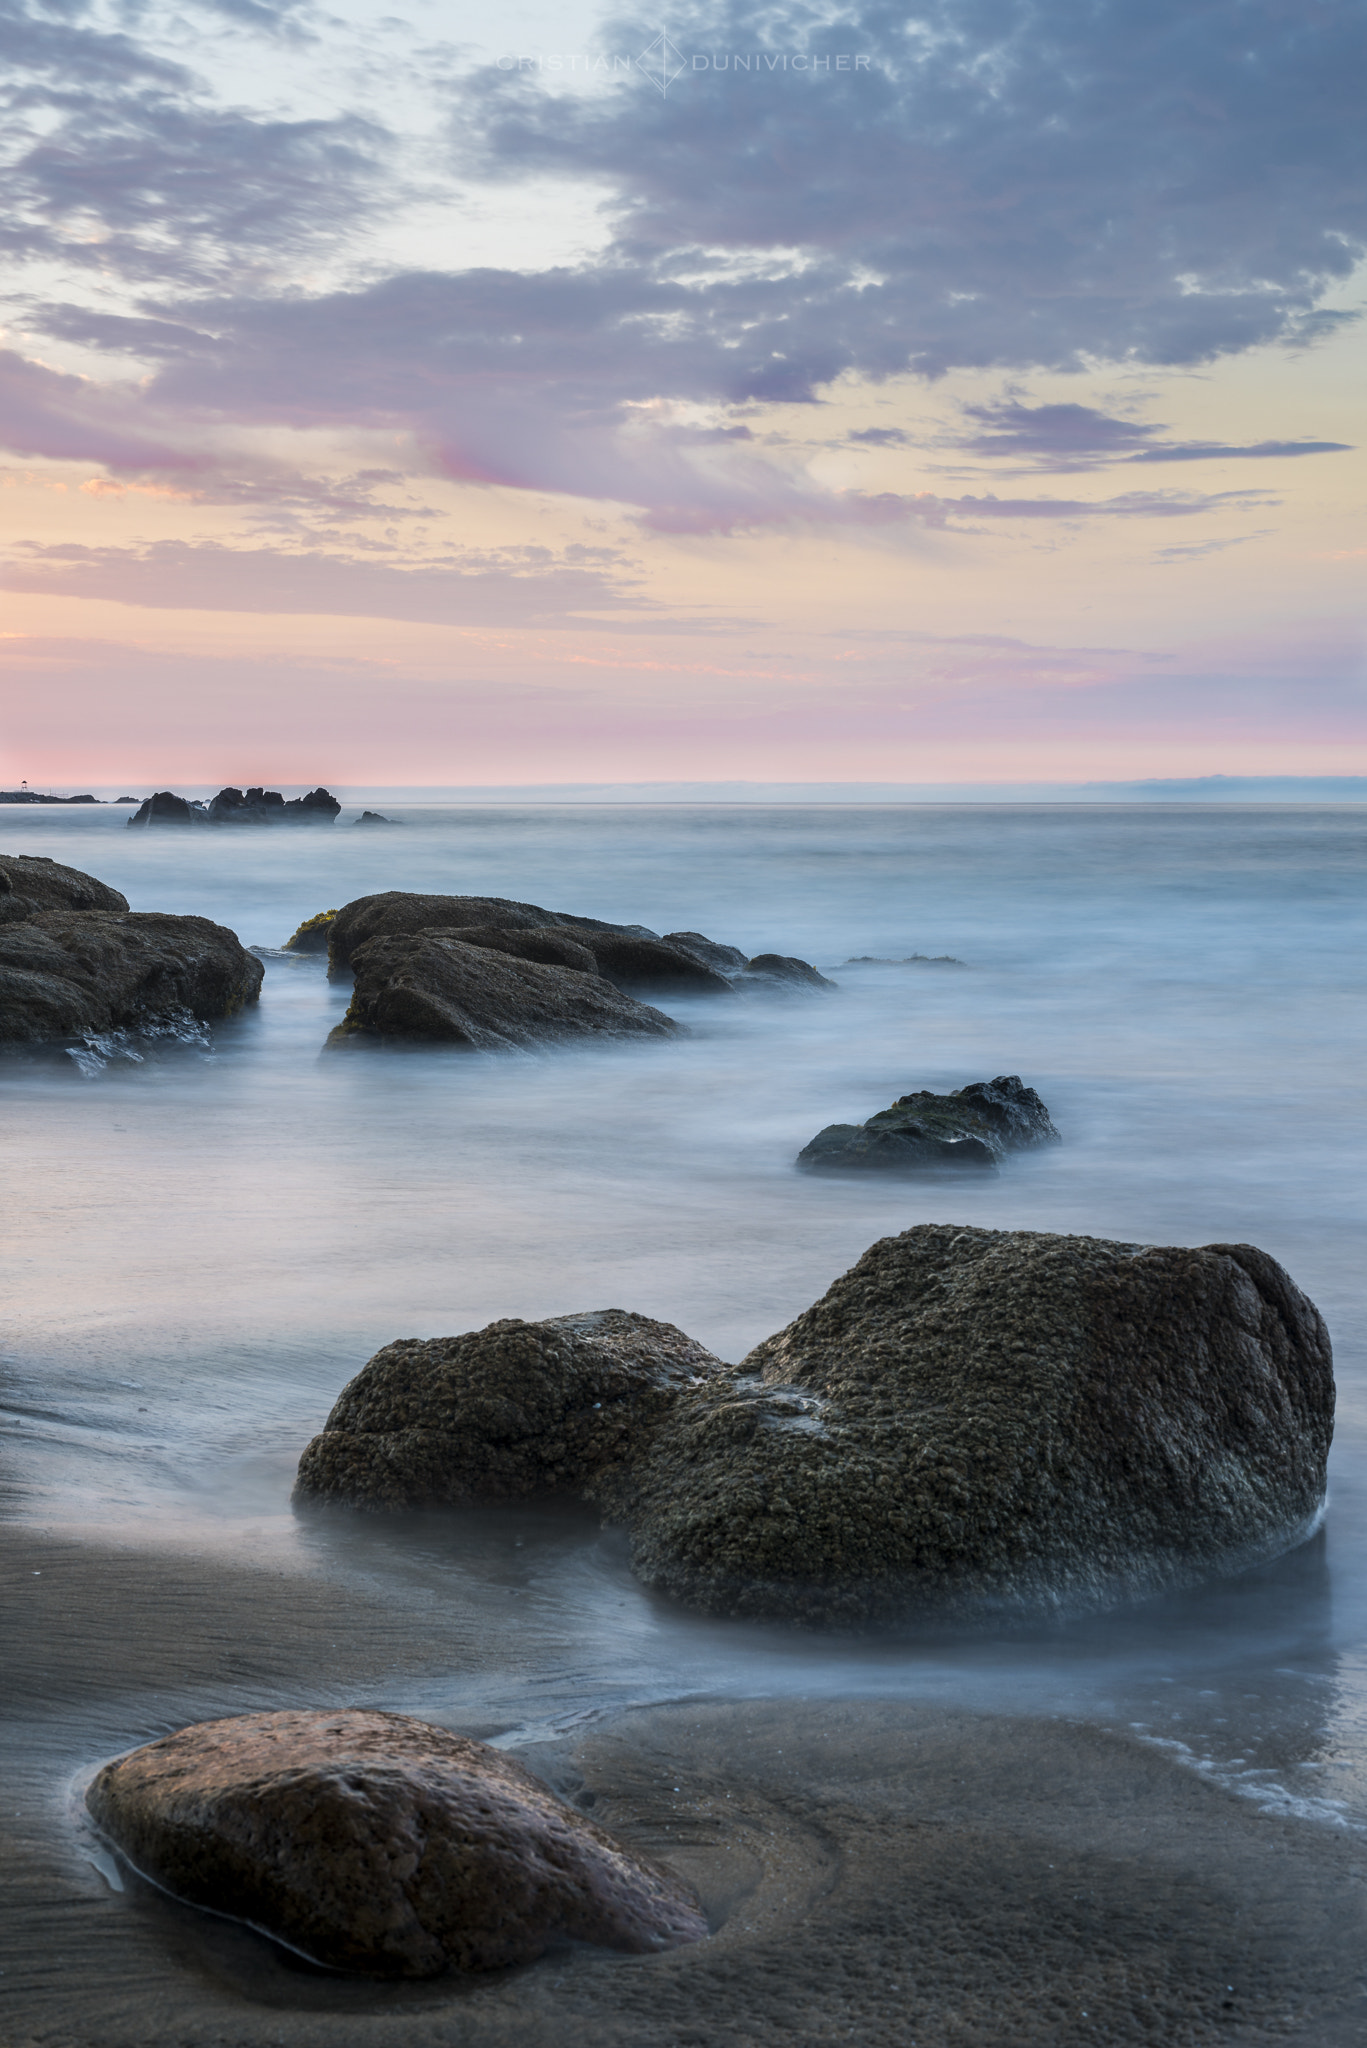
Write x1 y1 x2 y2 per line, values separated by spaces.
327 932 680 1050
207 786 341 825
612 1227 1334 1624
86 1708 706 1977
327 892 560 971
738 953 836 991
0 910 264 1044
548 926 735 996
356 810 400 825
296 1309 723 1510
439 925 601 976
126 791 205 827
283 908 339 954
662 931 749 973
0 853 128 930
798 1074 1059 1174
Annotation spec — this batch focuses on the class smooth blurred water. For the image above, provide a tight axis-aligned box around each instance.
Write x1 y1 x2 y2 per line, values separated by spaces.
3 801 1366 1823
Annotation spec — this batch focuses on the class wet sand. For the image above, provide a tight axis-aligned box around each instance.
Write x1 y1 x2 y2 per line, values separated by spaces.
5 1527 1367 2048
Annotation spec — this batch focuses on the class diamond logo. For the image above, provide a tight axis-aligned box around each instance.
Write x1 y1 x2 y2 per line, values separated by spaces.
637 29 688 96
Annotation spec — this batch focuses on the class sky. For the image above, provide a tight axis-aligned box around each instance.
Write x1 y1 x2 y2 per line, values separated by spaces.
0 0 1364 789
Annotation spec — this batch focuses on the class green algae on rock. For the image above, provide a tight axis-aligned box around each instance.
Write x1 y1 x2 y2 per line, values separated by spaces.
798 1074 1059 1174
86 1708 707 1977
283 908 339 953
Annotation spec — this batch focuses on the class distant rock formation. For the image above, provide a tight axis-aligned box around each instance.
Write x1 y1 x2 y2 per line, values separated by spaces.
127 787 341 827
0 791 100 805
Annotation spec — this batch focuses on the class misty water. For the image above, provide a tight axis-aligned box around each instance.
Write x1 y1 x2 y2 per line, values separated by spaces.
5 801 1367 1837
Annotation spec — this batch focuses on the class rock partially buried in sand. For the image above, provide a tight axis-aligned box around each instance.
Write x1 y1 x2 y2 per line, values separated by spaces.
798 1074 1059 1174
296 1309 723 1509
0 910 264 1045
326 932 680 1050
612 1227 1334 1624
86 1708 706 1977
0 853 129 930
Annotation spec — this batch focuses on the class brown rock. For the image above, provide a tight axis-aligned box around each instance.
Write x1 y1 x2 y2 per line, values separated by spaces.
328 892 558 971
86 1708 707 1977
326 931 680 1050
295 1308 723 1509
441 925 601 976
0 853 128 930
0 910 264 1045
283 909 339 953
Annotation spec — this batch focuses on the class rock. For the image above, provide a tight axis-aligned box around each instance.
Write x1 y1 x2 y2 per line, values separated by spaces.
327 932 681 1050
612 1227 1333 1624
440 925 601 976
844 954 967 967
549 927 735 996
355 810 400 825
283 909 339 954
0 790 100 804
328 892 560 971
86 1708 706 1977
207 786 341 825
126 790 205 827
662 931 749 973
296 1309 724 1509
738 953 836 990
0 910 264 1045
798 1074 1059 1174
0 854 129 930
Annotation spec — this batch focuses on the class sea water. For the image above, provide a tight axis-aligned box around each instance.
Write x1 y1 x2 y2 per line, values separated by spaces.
3 802 1366 1827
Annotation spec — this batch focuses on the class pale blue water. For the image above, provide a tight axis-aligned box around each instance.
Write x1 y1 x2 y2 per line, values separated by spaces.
3 802 1366 1827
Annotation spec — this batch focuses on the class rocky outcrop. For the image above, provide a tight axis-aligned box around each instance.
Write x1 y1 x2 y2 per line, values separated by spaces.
0 910 264 1044
126 791 203 826
296 1310 723 1509
739 953 836 991
550 927 736 996
327 892 560 971
86 1708 706 1977
128 787 341 827
612 1227 1334 1624
283 909 339 954
0 854 128 930
663 931 748 973
798 1075 1059 1173
440 926 601 975
327 932 680 1050
297 1230 1334 1628
355 810 399 825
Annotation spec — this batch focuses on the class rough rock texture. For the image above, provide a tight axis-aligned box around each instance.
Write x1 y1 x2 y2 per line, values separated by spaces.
327 892 559 971
283 908 339 954
549 926 735 995
328 932 680 1050
86 1708 706 1977
662 930 748 973
127 791 202 827
0 853 128 930
798 1074 1059 1173
441 925 601 976
739 953 836 991
610 1226 1334 1624
0 910 264 1044
296 1309 723 1509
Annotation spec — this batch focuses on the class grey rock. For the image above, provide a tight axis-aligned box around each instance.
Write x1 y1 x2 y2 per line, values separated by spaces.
739 953 836 991
296 1309 723 1509
126 791 205 827
0 910 264 1045
207 786 340 825
549 927 735 996
440 925 601 976
612 1227 1333 1624
662 931 749 973
326 931 680 1050
86 1708 706 1977
0 853 128 930
327 892 560 971
798 1074 1059 1174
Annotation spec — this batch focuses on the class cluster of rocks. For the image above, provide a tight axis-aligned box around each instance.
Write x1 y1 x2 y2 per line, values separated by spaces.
86 1708 706 1978
127 787 341 827
296 1224 1334 1628
798 1074 1060 1174
0 853 262 1047
290 891 834 1051
0 790 111 805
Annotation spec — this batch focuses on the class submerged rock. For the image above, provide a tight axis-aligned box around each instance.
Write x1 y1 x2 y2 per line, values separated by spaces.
615 1227 1334 1624
327 932 680 1050
0 853 128 930
739 953 836 991
0 910 264 1045
296 1309 723 1509
798 1074 1059 1174
86 1708 706 1977
355 810 400 825
283 908 339 954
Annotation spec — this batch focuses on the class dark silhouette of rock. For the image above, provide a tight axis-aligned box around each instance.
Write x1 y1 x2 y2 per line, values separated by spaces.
550 927 735 996
86 1708 706 1977
355 810 400 825
739 954 836 990
0 911 264 1044
844 954 967 967
283 909 339 954
127 791 203 827
0 854 128 930
662 931 749 973
612 1227 1333 1624
0 791 100 804
328 892 559 971
328 932 680 1050
207 786 340 825
296 1309 723 1509
798 1074 1059 1174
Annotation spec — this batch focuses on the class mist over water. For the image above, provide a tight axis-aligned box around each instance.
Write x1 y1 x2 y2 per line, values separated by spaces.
4 802 1367 1832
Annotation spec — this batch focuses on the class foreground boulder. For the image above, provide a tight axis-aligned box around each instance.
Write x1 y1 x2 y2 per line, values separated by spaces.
299 1230 1333 1627
327 892 562 971
0 910 263 1044
798 1074 1059 1173
613 1227 1334 1624
0 853 128 930
296 1309 723 1509
328 932 679 1050
87 1708 706 1977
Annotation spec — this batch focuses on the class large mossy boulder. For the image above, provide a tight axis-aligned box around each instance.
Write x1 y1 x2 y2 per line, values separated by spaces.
0 910 264 1045
87 1708 706 1977
0 853 128 929
327 932 680 1050
613 1227 1333 1624
799 1075 1059 1174
296 1310 723 1509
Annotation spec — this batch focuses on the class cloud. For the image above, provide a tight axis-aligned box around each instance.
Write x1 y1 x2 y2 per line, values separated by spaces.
951 400 1353 470
848 427 908 447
